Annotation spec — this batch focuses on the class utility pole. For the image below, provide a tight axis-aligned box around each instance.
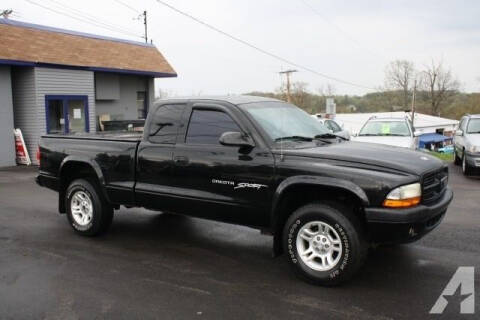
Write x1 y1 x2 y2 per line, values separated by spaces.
279 69 297 103
143 10 148 43
411 79 417 126
1 9 13 19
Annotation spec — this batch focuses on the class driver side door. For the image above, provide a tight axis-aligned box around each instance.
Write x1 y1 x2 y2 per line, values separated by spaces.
171 103 275 227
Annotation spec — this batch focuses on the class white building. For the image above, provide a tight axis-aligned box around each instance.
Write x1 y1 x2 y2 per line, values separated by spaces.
334 112 459 135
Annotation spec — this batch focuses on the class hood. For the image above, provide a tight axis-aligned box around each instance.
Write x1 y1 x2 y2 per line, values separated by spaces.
278 141 444 175
352 136 414 149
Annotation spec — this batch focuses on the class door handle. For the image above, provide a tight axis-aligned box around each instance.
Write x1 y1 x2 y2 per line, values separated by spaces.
174 156 189 165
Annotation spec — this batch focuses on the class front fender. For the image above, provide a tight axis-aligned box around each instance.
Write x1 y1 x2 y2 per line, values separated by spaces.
270 175 369 257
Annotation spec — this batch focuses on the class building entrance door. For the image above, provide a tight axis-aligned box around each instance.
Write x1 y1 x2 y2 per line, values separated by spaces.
45 95 89 134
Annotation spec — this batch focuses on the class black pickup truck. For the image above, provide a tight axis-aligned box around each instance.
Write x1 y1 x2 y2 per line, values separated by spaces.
37 96 453 285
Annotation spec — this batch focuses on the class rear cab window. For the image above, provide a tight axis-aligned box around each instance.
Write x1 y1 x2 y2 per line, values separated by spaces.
148 104 186 144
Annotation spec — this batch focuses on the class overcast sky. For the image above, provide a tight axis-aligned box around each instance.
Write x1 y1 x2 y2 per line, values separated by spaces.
4 0 480 96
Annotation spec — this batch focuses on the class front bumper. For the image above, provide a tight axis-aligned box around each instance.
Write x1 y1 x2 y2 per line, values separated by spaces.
465 152 480 167
365 187 453 243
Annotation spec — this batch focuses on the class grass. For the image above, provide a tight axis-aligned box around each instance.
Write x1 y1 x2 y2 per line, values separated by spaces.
428 151 454 162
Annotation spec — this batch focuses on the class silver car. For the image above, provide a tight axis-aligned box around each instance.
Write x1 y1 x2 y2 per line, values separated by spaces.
312 116 351 140
353 116 418 149
454 114 480 175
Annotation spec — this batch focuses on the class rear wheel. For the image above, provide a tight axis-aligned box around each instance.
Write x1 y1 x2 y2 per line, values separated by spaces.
283 202 367 286
66 179 113 236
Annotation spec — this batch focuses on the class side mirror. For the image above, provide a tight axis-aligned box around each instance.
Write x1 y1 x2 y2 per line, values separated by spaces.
219 132 255 148
455 130 463 137
414 131 422 137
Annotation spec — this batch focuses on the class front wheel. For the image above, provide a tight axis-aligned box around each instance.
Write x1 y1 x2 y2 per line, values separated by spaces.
66 179 113 236
454 149 461 165
462 153 473 175
283 202 367 286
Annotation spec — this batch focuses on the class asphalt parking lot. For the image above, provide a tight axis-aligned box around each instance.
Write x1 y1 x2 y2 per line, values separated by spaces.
0 164 479 319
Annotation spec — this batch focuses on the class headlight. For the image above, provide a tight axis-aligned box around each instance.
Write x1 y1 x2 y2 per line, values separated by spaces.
383 183 421 208
467 145 478 153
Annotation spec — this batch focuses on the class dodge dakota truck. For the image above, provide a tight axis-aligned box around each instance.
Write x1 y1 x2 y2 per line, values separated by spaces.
36 96 453 285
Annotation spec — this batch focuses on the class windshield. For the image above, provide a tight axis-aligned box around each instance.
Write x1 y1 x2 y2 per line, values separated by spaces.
359 120 411 137
242 102 330 141
467 119 480 133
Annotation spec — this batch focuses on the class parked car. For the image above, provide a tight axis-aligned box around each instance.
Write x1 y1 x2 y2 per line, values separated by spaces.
353 115 418 149
36 96 452 286
312 115 350 140
454 114 480 175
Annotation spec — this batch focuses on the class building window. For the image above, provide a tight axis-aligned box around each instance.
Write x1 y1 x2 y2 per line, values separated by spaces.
137 91 146 119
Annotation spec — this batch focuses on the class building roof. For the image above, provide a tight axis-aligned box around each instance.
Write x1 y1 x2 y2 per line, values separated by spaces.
335 111 459 134
0 19 177 78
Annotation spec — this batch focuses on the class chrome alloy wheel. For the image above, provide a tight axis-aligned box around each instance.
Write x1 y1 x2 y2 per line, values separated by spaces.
70 191 93 226
296 221 343 271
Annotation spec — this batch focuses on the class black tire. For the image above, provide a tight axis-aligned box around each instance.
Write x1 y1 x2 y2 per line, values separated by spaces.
462 153 473 175
65 178 113 236
454 150 461 165
283 202 367 286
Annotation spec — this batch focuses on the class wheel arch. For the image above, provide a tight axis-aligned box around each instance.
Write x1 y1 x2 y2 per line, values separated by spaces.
270 176 369 257
58 156 108 213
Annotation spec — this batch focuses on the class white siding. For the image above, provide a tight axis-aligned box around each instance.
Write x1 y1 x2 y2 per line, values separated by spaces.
12 67 37 164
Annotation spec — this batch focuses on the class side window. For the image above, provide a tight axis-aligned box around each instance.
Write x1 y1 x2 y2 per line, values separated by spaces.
186 109 241 145
461 119 468 132
148 104 186 144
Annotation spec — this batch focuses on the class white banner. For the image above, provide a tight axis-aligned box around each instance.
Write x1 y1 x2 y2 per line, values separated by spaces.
13 128 31 165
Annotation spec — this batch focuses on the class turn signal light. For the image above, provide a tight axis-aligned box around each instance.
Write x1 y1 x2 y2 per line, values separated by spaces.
383 196 421 208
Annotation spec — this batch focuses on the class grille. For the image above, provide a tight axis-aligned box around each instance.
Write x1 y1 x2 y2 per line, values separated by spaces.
422 167 448 204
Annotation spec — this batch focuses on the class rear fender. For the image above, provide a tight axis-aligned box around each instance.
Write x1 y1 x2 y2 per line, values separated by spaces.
57 156 108 213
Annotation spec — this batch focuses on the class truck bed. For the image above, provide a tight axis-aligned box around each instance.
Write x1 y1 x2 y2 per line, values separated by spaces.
42 131 143 142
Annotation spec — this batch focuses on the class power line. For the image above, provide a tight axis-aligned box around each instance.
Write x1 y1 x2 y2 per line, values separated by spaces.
44 0 140 36
24 0 143 39
154 0 376 90
112 0 141 14
299 0 384 60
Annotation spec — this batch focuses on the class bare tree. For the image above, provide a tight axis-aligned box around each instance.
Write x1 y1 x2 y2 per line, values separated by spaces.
290 82 309 109
384 60 415 108
317 83 336 97
420 59 460 116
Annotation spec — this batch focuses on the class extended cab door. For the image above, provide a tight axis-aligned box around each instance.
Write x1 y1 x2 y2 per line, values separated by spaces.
135 103 187 211
171 102 275 227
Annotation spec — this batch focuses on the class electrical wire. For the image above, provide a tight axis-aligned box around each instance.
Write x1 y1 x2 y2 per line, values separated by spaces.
299 0 384 60
44 0 139 36
24 0 143 39
154 0 376 90
112 0 141 14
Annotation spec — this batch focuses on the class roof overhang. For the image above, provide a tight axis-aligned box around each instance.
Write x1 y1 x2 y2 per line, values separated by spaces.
0 59 177 78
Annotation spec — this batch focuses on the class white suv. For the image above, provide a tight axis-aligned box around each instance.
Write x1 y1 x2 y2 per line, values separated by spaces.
454 114 480 175
353 115 418 149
